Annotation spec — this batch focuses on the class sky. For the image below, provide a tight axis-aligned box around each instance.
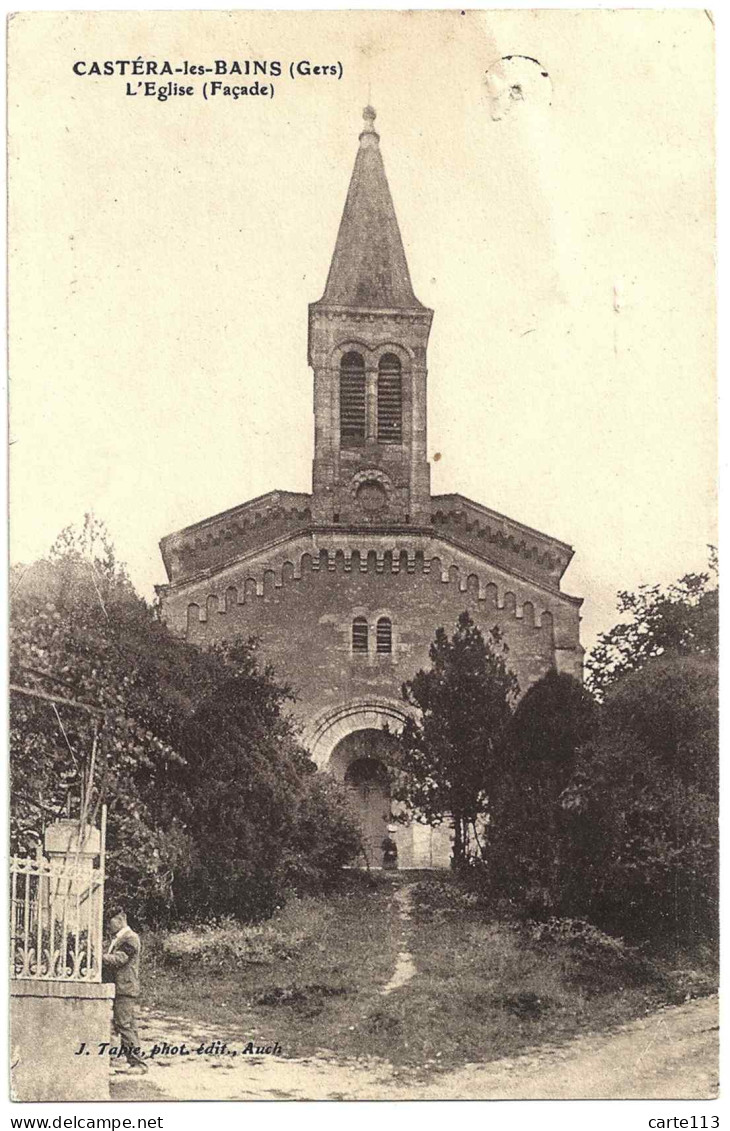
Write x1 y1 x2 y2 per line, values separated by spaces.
8 9 716 654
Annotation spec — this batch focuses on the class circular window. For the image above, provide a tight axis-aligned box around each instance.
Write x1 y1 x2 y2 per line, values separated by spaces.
356 480 388 514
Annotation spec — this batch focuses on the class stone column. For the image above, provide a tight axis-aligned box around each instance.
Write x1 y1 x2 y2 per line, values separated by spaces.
365 366 378 441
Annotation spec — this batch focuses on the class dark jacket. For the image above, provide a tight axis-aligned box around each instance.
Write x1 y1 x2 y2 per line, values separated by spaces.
103 927 141 997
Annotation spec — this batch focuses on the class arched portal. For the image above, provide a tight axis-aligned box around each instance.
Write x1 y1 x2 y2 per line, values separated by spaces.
303 699 453 870
304 698 411 770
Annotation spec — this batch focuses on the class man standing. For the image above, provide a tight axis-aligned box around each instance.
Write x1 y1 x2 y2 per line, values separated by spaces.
102 908 147 1073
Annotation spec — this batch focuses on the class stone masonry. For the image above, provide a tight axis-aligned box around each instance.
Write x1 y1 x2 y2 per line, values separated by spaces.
157 107 583 868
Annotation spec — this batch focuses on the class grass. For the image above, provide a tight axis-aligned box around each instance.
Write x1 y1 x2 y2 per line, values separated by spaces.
143 872 717 1072
145 873 403 1058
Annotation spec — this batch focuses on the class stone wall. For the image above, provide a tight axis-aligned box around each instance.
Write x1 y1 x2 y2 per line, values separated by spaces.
431 494 573 587
160 526 582 872
171 539 582 727
10 981 114 1102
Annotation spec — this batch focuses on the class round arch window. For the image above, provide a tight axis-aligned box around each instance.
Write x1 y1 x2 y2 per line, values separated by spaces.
355 479 388 515
376 617 393 654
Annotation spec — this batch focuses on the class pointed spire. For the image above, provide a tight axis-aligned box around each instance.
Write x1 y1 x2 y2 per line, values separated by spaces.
316 108 426 311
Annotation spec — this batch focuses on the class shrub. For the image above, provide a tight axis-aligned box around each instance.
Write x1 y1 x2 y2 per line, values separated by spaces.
485 672 597 920
603 654 718 794
157 917 307 970
172 655 362 922
10 521 364 928
561 730 719 944
528 917 628 959
524 916 658 993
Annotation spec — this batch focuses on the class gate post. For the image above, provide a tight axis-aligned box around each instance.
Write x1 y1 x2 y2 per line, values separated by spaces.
10 818 115 1101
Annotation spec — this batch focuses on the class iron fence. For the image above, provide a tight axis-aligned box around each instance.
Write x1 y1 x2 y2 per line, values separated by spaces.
10 830 105 983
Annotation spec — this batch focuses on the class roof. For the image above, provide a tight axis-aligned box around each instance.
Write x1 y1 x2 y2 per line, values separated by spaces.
314 107 427 311
158 490 313 583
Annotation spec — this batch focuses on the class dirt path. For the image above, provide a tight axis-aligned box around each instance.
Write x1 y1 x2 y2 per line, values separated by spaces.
111 994 718 1101
380 883 416 996
413 994 719 1100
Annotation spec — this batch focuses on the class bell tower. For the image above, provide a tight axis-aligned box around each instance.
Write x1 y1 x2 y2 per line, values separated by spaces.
308 107 434 526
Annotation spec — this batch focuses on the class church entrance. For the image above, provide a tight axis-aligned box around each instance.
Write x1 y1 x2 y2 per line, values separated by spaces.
329 729 394 868
344 757 391 866
322 716 452 870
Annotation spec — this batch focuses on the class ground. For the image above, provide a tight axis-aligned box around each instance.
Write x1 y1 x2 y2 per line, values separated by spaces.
111 876 718 1102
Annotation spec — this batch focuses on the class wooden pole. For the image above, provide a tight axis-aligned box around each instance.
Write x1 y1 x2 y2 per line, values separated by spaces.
96 805 107 983
9 683 104 716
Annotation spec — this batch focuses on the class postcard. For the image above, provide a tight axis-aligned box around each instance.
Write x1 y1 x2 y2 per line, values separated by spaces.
8 9 717 1104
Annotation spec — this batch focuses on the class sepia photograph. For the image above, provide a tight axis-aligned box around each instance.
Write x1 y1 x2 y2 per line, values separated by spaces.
7 8 717 1105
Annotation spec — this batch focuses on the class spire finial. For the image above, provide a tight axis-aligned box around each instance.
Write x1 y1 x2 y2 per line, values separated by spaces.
359 105 379 147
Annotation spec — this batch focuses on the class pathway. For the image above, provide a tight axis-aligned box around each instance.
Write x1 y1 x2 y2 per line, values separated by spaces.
380 883 416 996
111 994 719 1101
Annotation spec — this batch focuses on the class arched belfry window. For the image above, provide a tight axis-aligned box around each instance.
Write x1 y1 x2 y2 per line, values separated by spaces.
352 617 369 653
340 352 366 444
377 354 402 443
376 617 392 654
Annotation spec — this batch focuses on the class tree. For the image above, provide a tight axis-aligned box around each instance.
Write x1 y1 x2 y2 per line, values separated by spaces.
586 550 717 698
558 558 719 944
505 670 597 788
393 612 519 868
9 517 220 916
560 727 718 943
172 643 361 920
603 653 718 795
10 516 361 923
488 670 597 912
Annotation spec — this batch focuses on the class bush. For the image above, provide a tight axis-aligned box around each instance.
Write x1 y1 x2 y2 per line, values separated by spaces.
528 917 629 959
280 774 364 892
561 729 719 945
486 650 718 950
158 918 305 970
486 672 597 918
407 876 494 926
524 916 660 994
604 654 718 794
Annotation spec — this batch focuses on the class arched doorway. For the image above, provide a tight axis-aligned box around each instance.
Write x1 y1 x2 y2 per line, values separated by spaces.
305 698 411 770
330 729 395 867
304 700 453 869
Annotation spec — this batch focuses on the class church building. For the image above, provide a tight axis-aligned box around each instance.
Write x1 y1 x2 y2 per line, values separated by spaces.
157 107 583 868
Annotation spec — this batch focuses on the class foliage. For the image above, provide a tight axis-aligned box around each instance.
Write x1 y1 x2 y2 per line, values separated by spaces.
485 563 718 948
156 915 308 969
486 671 597 913
567 563 718 944
528 917 629 958
10 515 361 924
280 773 365 892
10 517 203 914
603 653 718 795
560 725 719 943
393 612 519 867
505 670 598 787
586 551 717 697
170 649 362 921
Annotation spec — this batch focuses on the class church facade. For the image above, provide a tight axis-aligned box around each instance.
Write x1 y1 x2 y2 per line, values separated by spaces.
157 107 583 869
